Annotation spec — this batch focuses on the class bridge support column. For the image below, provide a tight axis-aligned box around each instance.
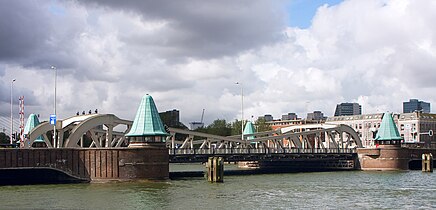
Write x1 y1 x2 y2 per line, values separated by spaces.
422 153 433 172
206 157 223 182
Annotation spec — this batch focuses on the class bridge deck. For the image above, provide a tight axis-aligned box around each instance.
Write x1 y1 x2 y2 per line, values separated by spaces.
169 148 356 163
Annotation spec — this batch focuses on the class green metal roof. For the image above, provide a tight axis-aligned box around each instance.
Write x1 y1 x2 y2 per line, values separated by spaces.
375 112 403 141
24 114 43 142
126 94 169 137
243 121 256 140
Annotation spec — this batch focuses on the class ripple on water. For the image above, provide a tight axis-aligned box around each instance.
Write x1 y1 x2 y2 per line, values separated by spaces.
0 170 435 209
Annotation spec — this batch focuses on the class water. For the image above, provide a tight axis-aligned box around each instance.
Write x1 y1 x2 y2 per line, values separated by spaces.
0 165 435 209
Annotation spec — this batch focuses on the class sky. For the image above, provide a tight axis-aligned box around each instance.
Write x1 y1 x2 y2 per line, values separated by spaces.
1 0 436 132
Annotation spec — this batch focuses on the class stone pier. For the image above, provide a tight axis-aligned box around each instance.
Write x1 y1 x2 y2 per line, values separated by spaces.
0 147 168 184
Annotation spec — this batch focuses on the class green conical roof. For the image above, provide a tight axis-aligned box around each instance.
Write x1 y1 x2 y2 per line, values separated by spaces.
375 112 402 141
24 114 43 142
243 121 256 140
126 94 169 137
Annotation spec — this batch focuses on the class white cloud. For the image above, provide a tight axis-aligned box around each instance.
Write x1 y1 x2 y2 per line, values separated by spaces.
1 0 436 130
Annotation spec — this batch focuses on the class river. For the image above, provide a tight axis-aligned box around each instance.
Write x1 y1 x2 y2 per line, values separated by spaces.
0 164 435 209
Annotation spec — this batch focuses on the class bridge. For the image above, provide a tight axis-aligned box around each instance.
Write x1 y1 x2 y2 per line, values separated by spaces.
167 125 361 166
22 115 363 170
10 110 433 183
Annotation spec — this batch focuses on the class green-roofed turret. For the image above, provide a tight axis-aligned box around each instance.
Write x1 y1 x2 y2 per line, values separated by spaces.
375 112 402 146
243 121 256 140
126 94 168 147
24 114 43 143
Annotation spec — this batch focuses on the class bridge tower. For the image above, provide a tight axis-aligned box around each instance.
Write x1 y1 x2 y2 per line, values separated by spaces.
358 112 409 170
126 94 169 148
23 114 44 147
243 121 255 140
374 112 403 147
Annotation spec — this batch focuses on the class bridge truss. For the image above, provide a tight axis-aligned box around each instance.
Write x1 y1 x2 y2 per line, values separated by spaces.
167 124 362 162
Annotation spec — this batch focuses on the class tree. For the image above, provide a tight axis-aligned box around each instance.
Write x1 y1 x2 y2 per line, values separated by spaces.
196 119 231 136
255 118 272 132
0 132 10 144
231 119 243 136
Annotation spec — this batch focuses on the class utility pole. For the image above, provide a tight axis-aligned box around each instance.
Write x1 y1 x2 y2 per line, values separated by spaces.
10 79 16 144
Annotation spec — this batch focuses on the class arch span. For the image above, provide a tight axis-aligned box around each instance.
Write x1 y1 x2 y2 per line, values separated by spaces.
64 114 132 148
24 122 53 148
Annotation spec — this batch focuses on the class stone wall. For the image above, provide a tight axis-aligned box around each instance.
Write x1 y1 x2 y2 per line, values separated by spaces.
0 147 168 183
357 146 436 170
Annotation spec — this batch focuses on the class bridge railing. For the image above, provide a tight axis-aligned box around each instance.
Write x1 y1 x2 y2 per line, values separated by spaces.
169 148 356 155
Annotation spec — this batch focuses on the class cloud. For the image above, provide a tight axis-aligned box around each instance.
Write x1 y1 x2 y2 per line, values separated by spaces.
1 0 436 130
76 0 287 59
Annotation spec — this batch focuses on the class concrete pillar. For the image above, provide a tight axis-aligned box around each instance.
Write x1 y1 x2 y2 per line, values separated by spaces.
422 153 433 172
106 124 113 147
206 157 224 182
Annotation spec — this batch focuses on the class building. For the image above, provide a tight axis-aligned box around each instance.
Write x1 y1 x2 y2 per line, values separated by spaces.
159 109 180 127
282 113 298 121
403 99 430 113
189 122 204 130
306 111 326 121
259 114 274 122
334 103 361 116
326 112 436 147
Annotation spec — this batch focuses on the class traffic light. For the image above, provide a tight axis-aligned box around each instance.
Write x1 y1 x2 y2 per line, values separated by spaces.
11 133 16 140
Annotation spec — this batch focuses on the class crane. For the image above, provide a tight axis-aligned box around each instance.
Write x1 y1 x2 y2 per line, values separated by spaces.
200 109 205 124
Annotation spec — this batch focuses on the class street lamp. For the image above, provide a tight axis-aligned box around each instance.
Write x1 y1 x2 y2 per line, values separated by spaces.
235 82 244 140
51 66 57 148
10 79 16 144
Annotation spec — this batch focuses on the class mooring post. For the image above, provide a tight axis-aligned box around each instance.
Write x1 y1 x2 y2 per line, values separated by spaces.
422 153 433 172
206 157 224 182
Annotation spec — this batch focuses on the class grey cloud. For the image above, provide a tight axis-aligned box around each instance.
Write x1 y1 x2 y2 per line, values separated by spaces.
77 0 287 59
0 1 51 62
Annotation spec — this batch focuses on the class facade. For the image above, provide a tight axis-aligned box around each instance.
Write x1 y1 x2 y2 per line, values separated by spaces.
327 112 436 147
334 103 362 116
403 99 430 113
306 111 326 121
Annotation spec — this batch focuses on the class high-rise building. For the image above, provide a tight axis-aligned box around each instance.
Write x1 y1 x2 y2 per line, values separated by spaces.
307 111 326 121
159 109 180 127
263 114 274 122
282 113 298 120
403 99 430 113
334 103 361 116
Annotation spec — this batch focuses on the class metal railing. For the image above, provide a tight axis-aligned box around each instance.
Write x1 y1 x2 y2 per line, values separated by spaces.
169 148 356 155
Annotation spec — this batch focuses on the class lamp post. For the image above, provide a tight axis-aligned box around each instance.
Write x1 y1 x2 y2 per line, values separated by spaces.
51 66 57 148
235 82 244 140
10 79 16 144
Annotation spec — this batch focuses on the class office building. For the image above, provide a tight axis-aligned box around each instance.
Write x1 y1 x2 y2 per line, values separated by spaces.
403 99 430 113
160 109 187 129
334 103 361 116
282 113 298 121
261 114 274 122
307 111 326 121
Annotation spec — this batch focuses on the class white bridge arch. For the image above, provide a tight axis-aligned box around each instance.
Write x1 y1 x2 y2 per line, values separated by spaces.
24 114 132 148
168 124 362 154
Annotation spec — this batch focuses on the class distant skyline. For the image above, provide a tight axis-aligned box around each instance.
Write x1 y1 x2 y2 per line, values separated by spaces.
1 0 436 130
